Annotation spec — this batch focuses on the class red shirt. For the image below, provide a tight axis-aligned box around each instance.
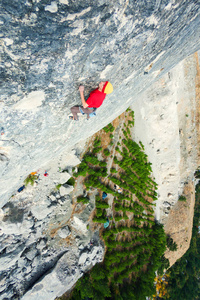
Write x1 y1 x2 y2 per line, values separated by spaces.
86 89 106 108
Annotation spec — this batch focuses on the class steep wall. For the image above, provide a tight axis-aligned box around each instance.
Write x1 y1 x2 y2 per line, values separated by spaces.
131 51 200 222
1 0 200 205
131 51 200 265
1 1 200 299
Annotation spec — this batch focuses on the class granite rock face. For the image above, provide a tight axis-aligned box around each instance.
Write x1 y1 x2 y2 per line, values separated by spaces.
131 51 200 266
0 146 104 300
1 0 200 205
131 51 200 222
1 1 200 299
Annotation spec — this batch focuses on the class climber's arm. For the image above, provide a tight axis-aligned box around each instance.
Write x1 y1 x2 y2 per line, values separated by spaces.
79 86 89 108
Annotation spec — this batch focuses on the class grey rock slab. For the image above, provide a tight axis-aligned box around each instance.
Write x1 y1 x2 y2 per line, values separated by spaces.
0 222 24 235
49 194 56 201
163 201 172 207
6 242 23 254
21 244 104 300
78 244 84 251
71 216 88 235
78 252 89 266
54 172 71 185
59 153 81 170
59 185 74 196
32 255 42 269
21 251 79 300
57 226 71 239
30 204 55 220
0 251 21 272
1 1 200 207
24 265 32 274
25 248 38 261
0 277 6 293
25 234 39 247
78 246 104 267
17 257 27 269
36 239 47 251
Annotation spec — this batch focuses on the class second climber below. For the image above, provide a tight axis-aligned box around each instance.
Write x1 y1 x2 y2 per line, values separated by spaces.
70 81 113 121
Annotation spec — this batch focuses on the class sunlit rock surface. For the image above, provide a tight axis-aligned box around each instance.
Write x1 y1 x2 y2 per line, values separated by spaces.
131 51 200 222
131 52 200 266
1 0 200 205
1 1 200 299
0 145 104 300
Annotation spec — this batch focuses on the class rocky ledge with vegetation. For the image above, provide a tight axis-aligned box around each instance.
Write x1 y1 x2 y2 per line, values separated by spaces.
0 105 195 300
56 109 177 300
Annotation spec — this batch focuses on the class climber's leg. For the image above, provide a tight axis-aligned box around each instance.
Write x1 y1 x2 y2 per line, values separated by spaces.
70 106 80 120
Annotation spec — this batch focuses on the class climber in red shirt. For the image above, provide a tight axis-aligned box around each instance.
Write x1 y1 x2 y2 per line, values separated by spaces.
70 81 113 121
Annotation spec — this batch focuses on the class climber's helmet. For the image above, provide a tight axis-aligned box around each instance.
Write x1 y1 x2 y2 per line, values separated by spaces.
99 81 113 94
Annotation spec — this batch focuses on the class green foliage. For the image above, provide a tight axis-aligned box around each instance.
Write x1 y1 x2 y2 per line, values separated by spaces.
94 194 109 227
73 172 79 178
67 108 169 300
92 217 107 223
139 141 145 150
167 235 178 251
93 137 101 147
103 123 115 133
103 148 110 156
96 208 103 217
70 264 111 300
77 195 89 204
194 168 200 179
128 119 134 127
157 255 170 275
85 154 99 165
126 127 131 135
129 110 135 120
166 181 200 300
90 264 106 280
99 161 107 167
96 201 109 209
110 168 117 174
114 215 123 221
93 147 102 154
56 184 62 190
178 195 187 201
24 174 38 186
66 177 75 186
75 161 88 177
